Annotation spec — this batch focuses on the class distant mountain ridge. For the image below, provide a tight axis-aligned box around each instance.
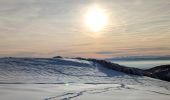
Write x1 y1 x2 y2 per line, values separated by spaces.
106 55 170 61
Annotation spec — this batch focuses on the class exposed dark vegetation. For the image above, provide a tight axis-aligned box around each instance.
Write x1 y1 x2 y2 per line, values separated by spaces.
145 65 170 82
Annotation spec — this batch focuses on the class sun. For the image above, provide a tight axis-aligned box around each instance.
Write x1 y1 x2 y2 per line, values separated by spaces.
84 6 108 32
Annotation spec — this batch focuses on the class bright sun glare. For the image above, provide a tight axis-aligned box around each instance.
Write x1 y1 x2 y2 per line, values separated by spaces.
85 6 108 32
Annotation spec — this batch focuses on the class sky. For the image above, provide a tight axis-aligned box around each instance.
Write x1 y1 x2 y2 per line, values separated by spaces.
0 0 170 58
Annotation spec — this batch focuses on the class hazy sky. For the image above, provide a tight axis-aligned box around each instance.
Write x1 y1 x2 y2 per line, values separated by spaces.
0 0 170 58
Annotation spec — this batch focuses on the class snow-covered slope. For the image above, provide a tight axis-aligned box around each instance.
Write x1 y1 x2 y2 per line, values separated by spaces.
0 57 170 100
0 57 125 83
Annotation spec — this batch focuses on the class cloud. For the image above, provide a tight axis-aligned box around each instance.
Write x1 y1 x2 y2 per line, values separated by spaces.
127 47 170 51
96 51 123 55
11 52 44 57
0 0 170 58
72 43 92 47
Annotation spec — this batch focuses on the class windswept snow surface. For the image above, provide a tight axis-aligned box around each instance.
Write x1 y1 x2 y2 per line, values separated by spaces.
0 58 170 100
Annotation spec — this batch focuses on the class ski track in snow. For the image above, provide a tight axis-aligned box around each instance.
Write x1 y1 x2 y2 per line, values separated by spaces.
44 86 115 100
44 85 125 100
44 90 86 100
44 83 170 100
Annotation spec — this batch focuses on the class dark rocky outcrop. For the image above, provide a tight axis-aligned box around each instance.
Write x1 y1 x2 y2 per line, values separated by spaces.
53 56 63 58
